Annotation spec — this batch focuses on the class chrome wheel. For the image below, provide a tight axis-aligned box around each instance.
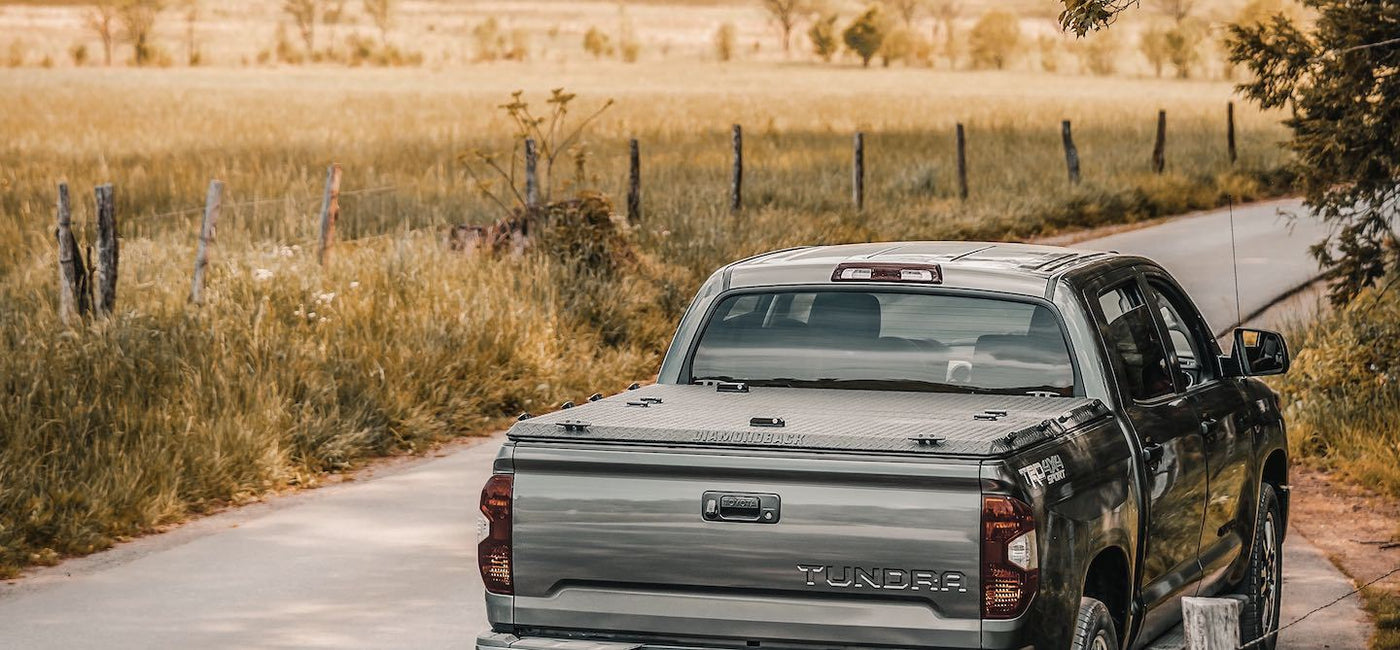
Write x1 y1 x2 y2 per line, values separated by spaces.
1091 631 1111 650
1259 511 1280 635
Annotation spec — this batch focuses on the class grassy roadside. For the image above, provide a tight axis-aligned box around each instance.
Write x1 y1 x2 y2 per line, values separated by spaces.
0 65 1293 577
1273 279 1400 650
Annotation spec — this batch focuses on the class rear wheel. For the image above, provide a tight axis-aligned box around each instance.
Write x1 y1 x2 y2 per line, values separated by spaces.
1240 483 1283 649
1071 597 1119 650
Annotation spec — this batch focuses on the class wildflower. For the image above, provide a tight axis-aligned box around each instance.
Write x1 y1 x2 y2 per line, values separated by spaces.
315 292 336 305
253 269 273 281
349 281 360 289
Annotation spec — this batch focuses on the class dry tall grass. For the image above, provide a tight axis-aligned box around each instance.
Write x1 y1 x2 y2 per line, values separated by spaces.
0 63 1290 574
1274 279 1400 500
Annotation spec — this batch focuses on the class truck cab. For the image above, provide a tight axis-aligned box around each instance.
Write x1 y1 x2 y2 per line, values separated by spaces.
476 242 1290 650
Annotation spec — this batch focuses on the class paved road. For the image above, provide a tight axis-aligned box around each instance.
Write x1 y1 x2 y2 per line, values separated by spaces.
0 200 1366 649
1076 198 1327 336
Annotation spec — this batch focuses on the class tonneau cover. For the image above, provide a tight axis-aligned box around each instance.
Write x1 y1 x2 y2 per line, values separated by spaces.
509 383 1112 457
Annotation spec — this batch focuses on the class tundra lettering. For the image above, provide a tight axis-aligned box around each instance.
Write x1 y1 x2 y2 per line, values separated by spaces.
797 565 969 593
478 243 1291 650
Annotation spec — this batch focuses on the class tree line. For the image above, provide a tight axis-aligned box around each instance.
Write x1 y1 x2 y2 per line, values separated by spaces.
71 0 409 68
753 0 1301 76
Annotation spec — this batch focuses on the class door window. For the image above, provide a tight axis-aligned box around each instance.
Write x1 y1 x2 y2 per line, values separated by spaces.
1145 280 1216 389
1097 282 1176 402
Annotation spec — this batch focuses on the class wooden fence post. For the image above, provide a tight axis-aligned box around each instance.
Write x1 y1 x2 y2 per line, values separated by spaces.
853 132 865 211
524 139 539 209
956 123 969 201
54 182 89 325
627 138 642 223
317 163 342 266
93 184 118 316
730 124 743 213
1152 109 1167 174
1182 597 1243 650
190 180 223 304
1061 120 1081 186
1227 102 1237 165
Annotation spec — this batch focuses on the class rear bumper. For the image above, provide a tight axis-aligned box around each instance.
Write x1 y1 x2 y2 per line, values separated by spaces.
476 631 1035 650
477 632 646 649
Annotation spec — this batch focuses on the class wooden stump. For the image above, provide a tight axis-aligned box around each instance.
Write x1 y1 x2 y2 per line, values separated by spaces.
956 123 969 201
55 182 90 325
1227 102 1237 166
1061 120 1081 186
627 138 641 223
1153 109 1167 174
190 180 223 304
93 184 118 316
524 139 539 209
317 164 342 266
730 124 743 213
1182 596 1242 650
853 132 865 211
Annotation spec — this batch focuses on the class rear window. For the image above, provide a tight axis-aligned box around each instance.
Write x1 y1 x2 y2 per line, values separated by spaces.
689 290 1076 396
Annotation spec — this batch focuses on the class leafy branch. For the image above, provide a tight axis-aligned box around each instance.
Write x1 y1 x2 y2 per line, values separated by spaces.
460 89 615 216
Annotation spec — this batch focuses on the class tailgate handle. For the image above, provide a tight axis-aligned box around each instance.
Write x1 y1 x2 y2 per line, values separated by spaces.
702 491 780 524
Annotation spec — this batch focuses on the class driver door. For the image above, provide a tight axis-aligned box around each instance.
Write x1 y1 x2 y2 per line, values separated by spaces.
1141 271 1253 595
1085 272 1209 645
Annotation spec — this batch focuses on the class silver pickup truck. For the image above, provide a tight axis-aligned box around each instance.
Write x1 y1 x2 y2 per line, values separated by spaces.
475 242 1291 650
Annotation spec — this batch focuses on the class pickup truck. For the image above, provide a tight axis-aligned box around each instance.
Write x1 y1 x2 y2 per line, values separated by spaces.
475 242 1291 650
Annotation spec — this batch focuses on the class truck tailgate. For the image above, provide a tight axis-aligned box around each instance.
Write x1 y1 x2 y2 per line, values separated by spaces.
509 443 985 648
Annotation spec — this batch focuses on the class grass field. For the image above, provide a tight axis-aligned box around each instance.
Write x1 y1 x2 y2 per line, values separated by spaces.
0 61 1290 575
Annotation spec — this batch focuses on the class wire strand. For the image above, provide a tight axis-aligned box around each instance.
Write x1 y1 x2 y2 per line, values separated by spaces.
135 184 406 221
1238 565 1400 649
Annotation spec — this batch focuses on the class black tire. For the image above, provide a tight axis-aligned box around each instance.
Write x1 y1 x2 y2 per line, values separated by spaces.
1240 483 1283 650
1071 597 1119 650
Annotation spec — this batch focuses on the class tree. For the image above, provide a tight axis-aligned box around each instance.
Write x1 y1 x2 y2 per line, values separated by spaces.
363 0 394 45
1037 33 1060 72
842 4 887 67
1229 0 1400 303
86 1 119 66
1140 25 1169 77
930 0 960 67
713 22 736 62
968 9 1020 69
582 26 613 59
886 0 926 26
1163 20 1203 78
1150 0 1194 24
1235 0 1301 27
282 0 318 54
808 12 839 61
759 0 807 54
1074 27 1118 75
880 27 915 66
180 0 198 65
117 0 164 66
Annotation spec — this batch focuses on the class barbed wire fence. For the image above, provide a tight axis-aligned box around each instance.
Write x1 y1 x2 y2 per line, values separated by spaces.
45 105 1246 320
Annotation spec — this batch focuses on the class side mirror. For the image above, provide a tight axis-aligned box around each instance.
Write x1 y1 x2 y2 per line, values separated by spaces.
1230 328 1290 377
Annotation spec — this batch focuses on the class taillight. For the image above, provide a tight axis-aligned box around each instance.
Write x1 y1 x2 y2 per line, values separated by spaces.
982 495 1038 619
478 474 513 594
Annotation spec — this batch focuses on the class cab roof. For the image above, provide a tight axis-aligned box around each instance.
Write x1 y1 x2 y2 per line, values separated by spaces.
724 242 1117 296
